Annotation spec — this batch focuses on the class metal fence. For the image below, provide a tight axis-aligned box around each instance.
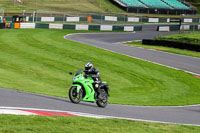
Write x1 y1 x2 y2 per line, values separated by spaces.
21 10 153 25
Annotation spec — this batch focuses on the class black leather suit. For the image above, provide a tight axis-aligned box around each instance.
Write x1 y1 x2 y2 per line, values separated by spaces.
84 68 102 95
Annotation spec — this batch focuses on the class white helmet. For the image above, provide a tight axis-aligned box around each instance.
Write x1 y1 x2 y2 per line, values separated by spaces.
85 62 93 72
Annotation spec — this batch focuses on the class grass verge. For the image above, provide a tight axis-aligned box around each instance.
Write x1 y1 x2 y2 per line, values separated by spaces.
0 115 200 133
124 41 200 58
0 29 200 106
0 0 124 14
156 33 200 45
0 0 194 18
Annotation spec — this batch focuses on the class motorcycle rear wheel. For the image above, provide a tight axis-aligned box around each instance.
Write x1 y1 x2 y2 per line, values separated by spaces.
96 89 108 108
69 86 83 104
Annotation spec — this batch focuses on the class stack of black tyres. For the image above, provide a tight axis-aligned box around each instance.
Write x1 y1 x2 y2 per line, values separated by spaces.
0 23 5 29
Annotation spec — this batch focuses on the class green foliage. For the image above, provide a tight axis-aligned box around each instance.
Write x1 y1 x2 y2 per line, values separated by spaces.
0 115 200 133
185 0 199 3
0 29 200 106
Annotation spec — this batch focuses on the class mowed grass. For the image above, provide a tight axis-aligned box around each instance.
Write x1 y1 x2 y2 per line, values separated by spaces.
156 33 200 45
0 0 195 18
0 0 125 14
124 41 200 58
0 115 200 133
0 29 200 106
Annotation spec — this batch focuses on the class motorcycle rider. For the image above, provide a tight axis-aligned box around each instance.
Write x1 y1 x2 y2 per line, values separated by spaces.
84 62 103 99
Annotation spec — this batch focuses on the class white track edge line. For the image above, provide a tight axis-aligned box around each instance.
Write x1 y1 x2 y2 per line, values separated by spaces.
120 41 200 60
1 106 200 127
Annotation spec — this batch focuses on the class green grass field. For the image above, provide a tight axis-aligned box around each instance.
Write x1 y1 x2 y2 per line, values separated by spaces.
0 115 200 133
0 0 125 14
124 41 200 58
0 29 200 106
0 0 198 17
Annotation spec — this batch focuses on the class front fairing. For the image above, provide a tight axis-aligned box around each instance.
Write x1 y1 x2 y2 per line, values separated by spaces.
72 73 84 83
72 72 94 84
71 71 95 102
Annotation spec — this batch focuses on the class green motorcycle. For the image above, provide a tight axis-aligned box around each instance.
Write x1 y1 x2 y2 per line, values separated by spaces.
68 70 109 108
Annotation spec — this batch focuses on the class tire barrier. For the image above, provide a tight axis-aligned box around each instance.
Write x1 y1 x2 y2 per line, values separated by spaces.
105 16 117 21
20 23 35 29
75 24 89 30
3 16 200 23
128 17 140 22
11 23 143 32
157 26 170 32
142 39 200 52
124 26 134 31
100 25 113 31
41 17 55 22
180 25 190 30
148 18 159 23
49 23 63 29
0 23 5 29
66 17 80 22
35 23 49 29
184 18 193 23
0 16 3 23
157 25 200 31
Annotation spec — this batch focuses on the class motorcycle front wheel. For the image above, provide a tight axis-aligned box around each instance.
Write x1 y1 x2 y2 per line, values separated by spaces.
96 89 108 108
69 86 83 104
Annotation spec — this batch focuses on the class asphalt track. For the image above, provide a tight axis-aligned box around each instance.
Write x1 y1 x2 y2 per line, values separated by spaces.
1 24 200 126
65 25 200 75
1 88 200 126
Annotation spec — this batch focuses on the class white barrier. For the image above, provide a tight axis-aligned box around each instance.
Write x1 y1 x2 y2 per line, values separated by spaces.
20 23 35 29
66 17 80 22
180 25 190 30
26 16 29 22
128 17 139 22
100 25 113 31
167 18 170 23
49 24 63 29
41 17 55 22
149 18 159 23
75 25 88 30
158 26 170 32
124 26 134 31
0 16 2 22
105 16 117 21
198 25 200 30
184 19 192 23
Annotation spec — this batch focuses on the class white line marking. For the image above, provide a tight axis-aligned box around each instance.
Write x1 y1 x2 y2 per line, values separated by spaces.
1 106 200 127
110 103 200 108
120 42 200 60
0 109 36 115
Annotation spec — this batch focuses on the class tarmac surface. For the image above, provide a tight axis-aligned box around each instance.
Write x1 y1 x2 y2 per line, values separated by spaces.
65 25 200 75
0 88 200 126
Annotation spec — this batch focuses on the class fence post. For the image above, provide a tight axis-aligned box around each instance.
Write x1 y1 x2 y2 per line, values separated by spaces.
63 13 65 24
101 13 103 25
33 11 35 23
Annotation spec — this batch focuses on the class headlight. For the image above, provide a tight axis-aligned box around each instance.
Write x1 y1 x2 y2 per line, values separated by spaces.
73 77 79 81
